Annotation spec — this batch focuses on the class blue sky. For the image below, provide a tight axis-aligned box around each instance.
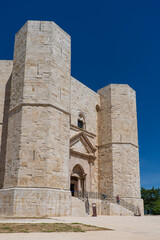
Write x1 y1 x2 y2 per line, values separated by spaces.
0 0 159 189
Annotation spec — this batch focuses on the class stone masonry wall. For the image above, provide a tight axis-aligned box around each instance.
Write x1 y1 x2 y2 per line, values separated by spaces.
3 108 22 187
70 77 99 192
0 188 71 217
0 61 13 131
4 21 71 191
98 145 113 196
0 61 13 188
112 144 140 198
71 76 99 134
3 23 27 188
98 85 113 196
110 84 138 146
110 84 141 198
98 84 141 200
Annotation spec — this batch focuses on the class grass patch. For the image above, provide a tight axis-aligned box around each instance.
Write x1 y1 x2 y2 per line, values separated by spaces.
0 223 111 233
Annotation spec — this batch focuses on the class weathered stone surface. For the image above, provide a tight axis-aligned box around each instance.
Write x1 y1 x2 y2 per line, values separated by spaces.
0 188 71 217
98 84 143 215
0 61 13 188
101 202 134 216
0 20 143 217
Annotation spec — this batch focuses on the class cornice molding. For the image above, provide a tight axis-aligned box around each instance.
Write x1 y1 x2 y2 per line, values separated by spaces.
70 149 96 161
70 124 96 138
8 103 70 116
98 142 139 149
70 132 96 153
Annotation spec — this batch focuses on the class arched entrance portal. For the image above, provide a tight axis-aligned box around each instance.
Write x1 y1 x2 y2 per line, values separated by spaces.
70 164 86 196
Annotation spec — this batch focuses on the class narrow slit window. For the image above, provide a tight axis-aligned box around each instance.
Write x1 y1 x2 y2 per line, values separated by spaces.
33 150 35 161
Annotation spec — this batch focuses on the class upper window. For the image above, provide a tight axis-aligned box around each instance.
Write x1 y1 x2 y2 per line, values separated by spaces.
77 112 86 130
78 120 84 129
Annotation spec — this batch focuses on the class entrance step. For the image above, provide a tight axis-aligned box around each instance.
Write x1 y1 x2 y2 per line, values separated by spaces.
71 197 87 217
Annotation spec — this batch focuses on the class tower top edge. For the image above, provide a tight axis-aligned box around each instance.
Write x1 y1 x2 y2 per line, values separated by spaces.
15 20 71 38
97 84 136 93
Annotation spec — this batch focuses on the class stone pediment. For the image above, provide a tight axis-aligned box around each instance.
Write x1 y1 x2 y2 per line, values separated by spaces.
70 132 96 160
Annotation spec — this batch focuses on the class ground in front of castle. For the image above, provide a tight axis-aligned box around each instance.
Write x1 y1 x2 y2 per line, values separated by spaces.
0 215 159 240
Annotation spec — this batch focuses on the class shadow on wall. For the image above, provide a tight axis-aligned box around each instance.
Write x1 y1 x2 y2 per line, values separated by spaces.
0 74 12 188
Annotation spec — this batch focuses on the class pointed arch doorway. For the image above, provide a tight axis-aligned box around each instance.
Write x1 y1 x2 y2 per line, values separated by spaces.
70 164 86 196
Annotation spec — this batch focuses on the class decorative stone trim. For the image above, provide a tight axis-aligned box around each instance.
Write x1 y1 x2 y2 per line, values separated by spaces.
70 132 96 153
0 187 71 192
70 124 96 138
8 103 70 116
98 142 139 148
70 149 96 161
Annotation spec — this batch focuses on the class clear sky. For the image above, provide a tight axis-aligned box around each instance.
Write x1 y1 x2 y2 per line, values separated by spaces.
0 0 159 189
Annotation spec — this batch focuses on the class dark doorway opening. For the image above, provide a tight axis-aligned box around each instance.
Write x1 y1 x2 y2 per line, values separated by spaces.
70 176 78 196
70 183 74 196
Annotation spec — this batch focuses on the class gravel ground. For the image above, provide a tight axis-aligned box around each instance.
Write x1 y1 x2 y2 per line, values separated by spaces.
0 215 160 240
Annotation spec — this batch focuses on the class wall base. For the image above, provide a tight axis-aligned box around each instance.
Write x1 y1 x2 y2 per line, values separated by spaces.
0 188 71 217
0 188 144 217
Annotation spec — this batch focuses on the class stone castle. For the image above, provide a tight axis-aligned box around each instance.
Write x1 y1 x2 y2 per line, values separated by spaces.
0 20 143 217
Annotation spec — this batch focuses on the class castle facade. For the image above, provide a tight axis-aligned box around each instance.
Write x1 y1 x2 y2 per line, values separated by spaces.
0 21 143 217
